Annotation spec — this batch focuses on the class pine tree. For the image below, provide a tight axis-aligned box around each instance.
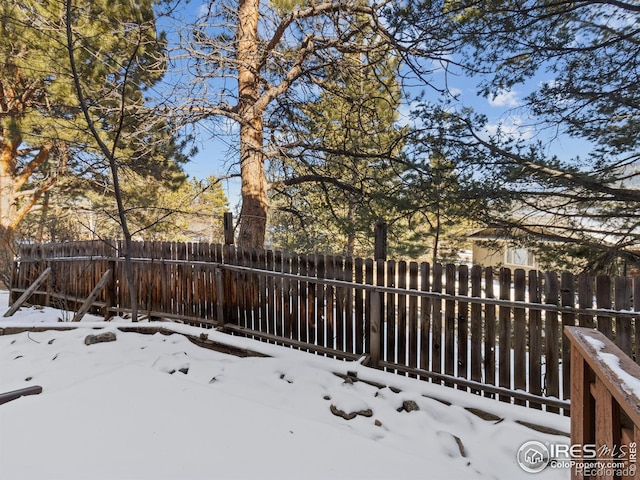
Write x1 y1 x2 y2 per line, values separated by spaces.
0 0 188 284
268 35 408 256
176 0 429 248
396 0 640 272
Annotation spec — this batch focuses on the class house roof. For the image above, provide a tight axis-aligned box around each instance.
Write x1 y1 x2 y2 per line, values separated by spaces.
467 226 557 242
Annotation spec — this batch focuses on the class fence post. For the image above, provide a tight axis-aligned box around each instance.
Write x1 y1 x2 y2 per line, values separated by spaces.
369 284 381 368
222 244 236 324
105 258 117 320
215 267 225 328
568 330 594 480
224 212 234 245
367 258 384 368
374 220 387 261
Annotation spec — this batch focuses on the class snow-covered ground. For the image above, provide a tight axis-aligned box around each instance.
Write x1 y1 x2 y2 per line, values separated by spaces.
0 291 570 480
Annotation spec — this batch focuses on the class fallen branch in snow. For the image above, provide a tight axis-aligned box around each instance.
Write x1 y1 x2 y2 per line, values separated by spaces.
0 385 43 406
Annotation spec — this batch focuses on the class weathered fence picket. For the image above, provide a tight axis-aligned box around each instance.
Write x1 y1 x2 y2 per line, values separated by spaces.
408 261 418 376
528 270 543 409
499 267 511 402
419 262 430 376
458 265 469 390
546 272 561 413
9 240 640 414
445 263 456 386
484 267 496 397
513 269 526 405
470 265 482 392
431 262 443 377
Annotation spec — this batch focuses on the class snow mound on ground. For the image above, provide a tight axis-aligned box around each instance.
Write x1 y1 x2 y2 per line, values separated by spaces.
0 294 570 480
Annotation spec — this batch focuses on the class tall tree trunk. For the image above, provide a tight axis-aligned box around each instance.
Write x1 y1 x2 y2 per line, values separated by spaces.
237 0 268 248
0 138 18 235
0 226 16 289
0 140 19 287
238 118 267 248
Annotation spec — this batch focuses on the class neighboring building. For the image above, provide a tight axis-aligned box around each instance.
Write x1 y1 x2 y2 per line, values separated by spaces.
469 223 640 275
468 227 543 271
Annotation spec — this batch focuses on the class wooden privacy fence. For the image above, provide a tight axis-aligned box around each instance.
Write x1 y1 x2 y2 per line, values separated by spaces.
9 240 640 414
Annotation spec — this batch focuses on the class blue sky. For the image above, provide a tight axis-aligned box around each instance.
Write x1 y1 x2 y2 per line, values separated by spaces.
183 77 589 210
180 69 520 206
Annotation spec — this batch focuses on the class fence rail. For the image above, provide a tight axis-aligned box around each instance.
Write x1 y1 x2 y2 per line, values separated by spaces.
9 240 640 414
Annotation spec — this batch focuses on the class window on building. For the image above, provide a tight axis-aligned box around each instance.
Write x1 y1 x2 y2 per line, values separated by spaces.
505 246 535 267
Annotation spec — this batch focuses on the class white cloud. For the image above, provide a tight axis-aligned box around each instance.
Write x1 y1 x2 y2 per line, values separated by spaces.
396 102 414 127
197 3 212 17
488 89 520 108
483 115 534 141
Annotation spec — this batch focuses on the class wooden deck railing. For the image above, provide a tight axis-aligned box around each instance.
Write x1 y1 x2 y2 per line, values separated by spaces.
565 326 640 480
